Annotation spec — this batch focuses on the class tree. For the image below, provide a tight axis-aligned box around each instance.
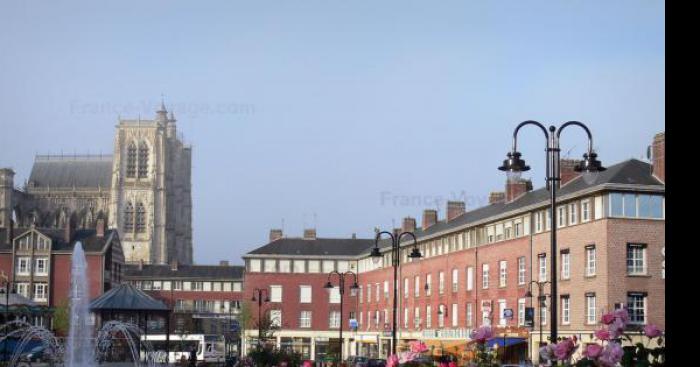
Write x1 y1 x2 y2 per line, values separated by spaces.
52 298 70 336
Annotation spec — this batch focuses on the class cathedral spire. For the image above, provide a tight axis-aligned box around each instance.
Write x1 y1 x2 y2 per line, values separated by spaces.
156 95 168 123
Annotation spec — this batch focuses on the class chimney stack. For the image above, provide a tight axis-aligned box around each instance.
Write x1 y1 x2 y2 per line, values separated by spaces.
505 179 533 203
402 217 417 233
422 209 438 230
446 201 466 221
96 217 105 238
559 159 581 186
652 132 665 183
220 260 230 267
351 233 357 239
170 259 178 271
269 229 283 242
0 168 15 230
489 192 505 204
303 228 317 240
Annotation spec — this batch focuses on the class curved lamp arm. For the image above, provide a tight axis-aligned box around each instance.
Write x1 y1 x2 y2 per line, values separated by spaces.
557 121 594 154
512 120 550 153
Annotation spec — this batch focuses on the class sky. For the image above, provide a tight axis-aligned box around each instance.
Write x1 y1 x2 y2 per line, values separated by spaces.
0 1 664 265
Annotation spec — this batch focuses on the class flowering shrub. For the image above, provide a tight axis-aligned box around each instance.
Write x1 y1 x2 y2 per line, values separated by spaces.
466 325 498 367
541 308 665 366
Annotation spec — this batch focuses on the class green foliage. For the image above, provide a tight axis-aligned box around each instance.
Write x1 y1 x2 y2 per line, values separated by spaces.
51 298 70 336
248 345 303 366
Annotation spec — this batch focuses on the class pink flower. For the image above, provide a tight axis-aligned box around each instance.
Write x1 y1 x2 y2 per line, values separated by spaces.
644 324 663 338
608 317 626 339
470 325 493 342
594 329 611 341
598 342 624 367
601 313 615 325
552 338 577 361
449 362 457 367
409 340 429 353
386 354 399 367
613 308 629 324
583 343 604 359
302 361 313 367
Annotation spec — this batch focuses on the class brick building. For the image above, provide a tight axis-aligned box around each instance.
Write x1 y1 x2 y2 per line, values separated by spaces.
0 217 125 331
241 133 665 362
123 261 246 354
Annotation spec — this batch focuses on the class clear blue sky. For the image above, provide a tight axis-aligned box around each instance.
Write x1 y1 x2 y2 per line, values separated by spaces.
0 1 664 265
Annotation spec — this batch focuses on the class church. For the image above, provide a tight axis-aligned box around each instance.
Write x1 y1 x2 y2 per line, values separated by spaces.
0 102 193 265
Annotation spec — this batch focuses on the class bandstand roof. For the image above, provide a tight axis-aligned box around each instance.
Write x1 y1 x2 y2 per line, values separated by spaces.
89 283 169 312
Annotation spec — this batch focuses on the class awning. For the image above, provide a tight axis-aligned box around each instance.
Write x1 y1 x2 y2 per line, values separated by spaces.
485 337 527 348
423 340 468 355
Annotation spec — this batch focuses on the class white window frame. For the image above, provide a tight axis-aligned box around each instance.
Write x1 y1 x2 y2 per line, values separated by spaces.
34 258 48 275
585 246 596 276
562 295 570 325
499 260 507 288
518 257 526 285
467 266 474 291
561 251 570 280
17 257 30 275
329 286 341 304
538 254 547 282
627 244 647 275
569 202 578 225
518 298 526 326
270 285 282 302
452 268 459 292
586 294 597 325
581 199 591 222
482 264 489 289
299 311 312 328
627 293 647 325
300 285 312 303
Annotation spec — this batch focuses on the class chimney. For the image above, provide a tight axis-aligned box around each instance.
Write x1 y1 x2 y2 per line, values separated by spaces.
446 201 465 222
220 260 230 266
402 217 417 233
303 228 317 240
138 259 144 271
96 217 105 238
652 132 665 183
351 233 357 239
422 209 438 230
0 168 15 230
489 192 505 204
559 159 581 186
505 179 533 203
170 259 178 271
269 229 283 242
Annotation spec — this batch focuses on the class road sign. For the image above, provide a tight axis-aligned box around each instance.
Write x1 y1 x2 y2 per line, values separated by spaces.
349 319 358 329
524 307 535 327
503 308 514 319
230 320 240 332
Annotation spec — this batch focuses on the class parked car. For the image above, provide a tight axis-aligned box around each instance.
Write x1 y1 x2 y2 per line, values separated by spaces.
367 358 386 367
346 356 369 366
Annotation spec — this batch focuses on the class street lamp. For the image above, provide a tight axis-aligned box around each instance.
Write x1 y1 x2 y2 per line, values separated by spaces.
0 273 14 363
525 281 551 349
323 270 359 362
370 230 422 356
251 288 270 347
499 120 605 342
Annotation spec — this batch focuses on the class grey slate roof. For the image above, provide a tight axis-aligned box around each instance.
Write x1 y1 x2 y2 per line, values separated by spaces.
0 227 117 252
246 238 375 257
89 283 169 311
28 155 113 189
124 264 245 280
247 159 663 257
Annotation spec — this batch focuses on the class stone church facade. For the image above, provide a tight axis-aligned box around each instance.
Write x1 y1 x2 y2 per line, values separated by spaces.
0 103 192 265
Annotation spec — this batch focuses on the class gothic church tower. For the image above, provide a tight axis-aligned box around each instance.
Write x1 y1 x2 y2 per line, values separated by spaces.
108 102 192 264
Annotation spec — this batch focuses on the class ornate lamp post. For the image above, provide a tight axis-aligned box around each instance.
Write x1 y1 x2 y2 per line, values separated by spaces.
498 120 605 342
251 288 270 347
369 230 422 356
323 270 359 362
525 281 550 358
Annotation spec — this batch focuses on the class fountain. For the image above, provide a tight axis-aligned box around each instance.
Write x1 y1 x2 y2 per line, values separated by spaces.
0 241 161 366
65 241 93 366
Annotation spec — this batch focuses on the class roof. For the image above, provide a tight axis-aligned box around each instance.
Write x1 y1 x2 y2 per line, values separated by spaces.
246 237 375 257
89 283 169 311
124 264 245 280
28 155 113 189
0 227 117 252
246 159 663 257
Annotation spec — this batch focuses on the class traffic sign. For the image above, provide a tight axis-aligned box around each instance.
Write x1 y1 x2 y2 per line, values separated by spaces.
503 308 514 319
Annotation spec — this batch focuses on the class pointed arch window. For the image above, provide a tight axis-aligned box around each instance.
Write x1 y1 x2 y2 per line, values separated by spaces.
135 202 146 233
126 143 137 178
138 142 149 178
124 202 134 233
